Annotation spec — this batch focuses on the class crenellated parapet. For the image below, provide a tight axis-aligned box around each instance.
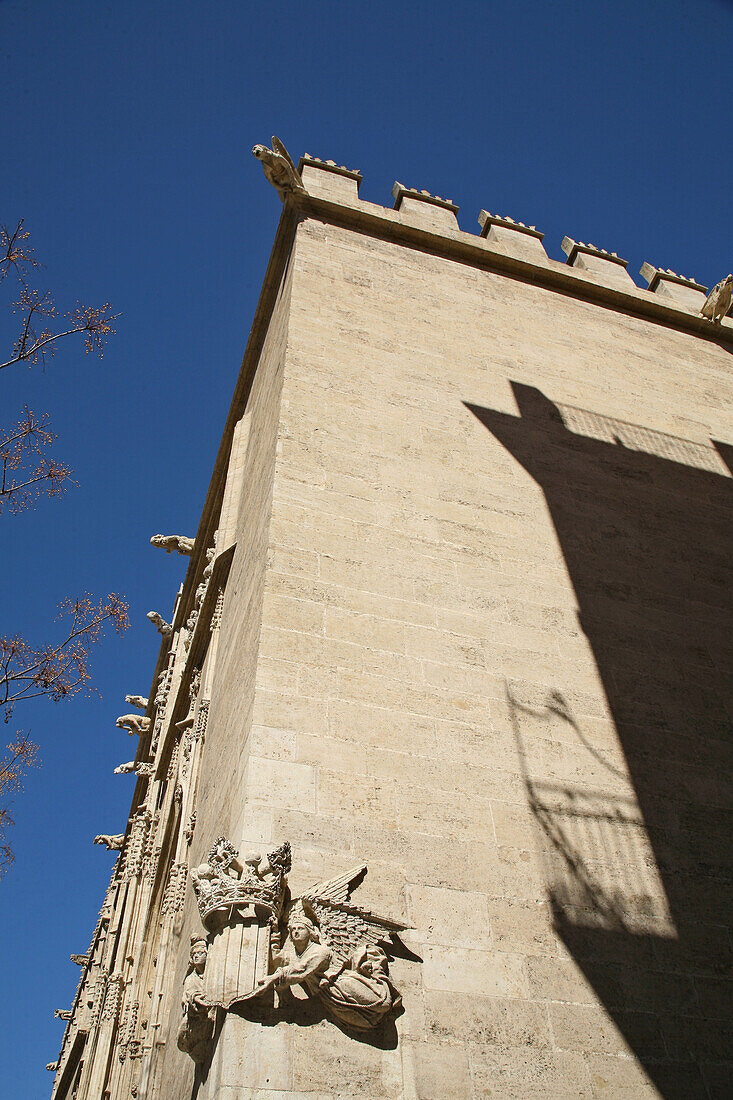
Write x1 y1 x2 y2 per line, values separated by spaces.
257 136 731 337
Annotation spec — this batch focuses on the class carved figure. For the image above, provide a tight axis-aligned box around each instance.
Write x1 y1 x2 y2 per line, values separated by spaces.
252 136 305 200
701 274 733 323
95 834 125 851
54 1009 72 1020
176 936 215 1064
70 953 89 966
125 694 148 710
46 1062 58 1072
116 714 151 736
147 611 172 636
150 534 195 555
259 865 406 1030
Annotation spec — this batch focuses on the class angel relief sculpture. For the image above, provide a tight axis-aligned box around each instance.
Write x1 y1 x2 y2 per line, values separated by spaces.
182 837 410 1059
261 866 408 1031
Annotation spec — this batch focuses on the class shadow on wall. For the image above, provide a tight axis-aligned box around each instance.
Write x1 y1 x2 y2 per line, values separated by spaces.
467 385 733 1099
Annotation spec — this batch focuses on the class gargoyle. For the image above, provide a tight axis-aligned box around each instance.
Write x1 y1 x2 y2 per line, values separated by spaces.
252 136 305 200
147 611 172 636
150 534 195 556
54 1010 72 1021
114 760 154 777
94 834 125 851
70 954 89 966
46 1063 58 1072
701 274 733 323
125 694 148 710
116 714 151 736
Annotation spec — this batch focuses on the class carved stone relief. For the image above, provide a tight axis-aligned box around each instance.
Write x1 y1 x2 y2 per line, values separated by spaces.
179 838 410 1062
101 973 125 1024
162 862 188 918
176 937 215 1064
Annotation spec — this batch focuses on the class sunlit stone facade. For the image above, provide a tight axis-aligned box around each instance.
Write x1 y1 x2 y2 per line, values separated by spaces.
51 152 732 1099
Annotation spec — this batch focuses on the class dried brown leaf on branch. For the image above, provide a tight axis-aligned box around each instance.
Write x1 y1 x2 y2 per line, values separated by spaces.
0 407 73 513
0 733 39 876
0 594 130 721
0 219 118 372
0 220 39 285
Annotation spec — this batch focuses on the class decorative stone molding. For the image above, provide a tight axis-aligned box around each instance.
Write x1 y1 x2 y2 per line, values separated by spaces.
252 136 305 201
185 534 218 649
121 809 154 881
162 862 189 917
210 588 225 632
118 998 140 1063
147 611 172 637
194 699 210 742
150 534 195 556
101 974 125 1024
154 654 174 712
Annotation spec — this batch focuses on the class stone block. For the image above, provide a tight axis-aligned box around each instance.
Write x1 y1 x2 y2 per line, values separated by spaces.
392 182 459 232
562 237 635 287
291 1020 390 1095
299 153 362 203
640 262 708 310
422 944 528 998
478 209 549 265
469 1047 593 1099
425 990 553 1049
405 884 491 948
407 1040 472 1100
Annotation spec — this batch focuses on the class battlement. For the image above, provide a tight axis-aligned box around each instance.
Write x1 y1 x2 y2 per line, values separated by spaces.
291 149 731 336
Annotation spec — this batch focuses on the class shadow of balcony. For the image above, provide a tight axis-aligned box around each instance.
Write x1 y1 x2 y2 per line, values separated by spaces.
467 385 733 1098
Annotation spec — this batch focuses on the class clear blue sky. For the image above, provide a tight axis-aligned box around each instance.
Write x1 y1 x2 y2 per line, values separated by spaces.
1 0 731 1092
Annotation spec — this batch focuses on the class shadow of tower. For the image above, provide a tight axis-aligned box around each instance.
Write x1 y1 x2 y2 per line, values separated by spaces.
467 384 733 1098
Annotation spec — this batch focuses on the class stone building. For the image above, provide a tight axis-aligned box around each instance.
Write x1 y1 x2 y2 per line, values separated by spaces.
50 145 732 1099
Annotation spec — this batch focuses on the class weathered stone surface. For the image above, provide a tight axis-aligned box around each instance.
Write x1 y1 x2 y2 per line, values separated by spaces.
55 150 733 1099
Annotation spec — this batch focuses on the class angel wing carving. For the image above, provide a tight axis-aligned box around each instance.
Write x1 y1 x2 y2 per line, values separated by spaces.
294 864 410 965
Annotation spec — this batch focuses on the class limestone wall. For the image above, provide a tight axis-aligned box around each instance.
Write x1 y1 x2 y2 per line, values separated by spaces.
198 213 732 1098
